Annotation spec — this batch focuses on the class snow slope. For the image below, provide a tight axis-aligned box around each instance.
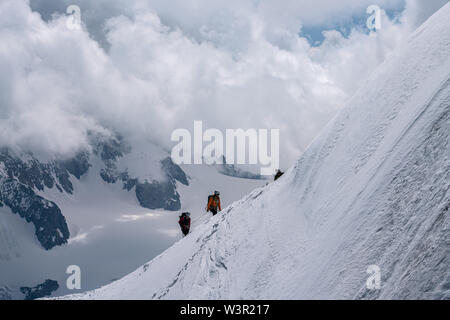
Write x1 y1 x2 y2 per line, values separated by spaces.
59 3 450 300
0 153 265 299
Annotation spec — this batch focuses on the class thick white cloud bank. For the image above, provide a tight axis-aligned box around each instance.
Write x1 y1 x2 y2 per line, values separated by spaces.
0 0 447 167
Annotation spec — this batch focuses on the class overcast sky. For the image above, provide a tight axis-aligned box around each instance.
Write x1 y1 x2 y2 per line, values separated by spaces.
1 0 448 168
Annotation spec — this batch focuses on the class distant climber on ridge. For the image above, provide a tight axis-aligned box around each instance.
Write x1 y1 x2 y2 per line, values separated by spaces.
178 212 191 236
206 191 221 216
274 169 284 181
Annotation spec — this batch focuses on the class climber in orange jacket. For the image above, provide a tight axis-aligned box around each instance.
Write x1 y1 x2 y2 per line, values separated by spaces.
206 191 221 216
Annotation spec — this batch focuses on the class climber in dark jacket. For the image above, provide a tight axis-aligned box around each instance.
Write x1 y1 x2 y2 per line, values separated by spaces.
274 169 284 181
178 212 191 236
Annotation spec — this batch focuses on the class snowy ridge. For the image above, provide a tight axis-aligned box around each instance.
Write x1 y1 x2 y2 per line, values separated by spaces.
58 3 450 300
0 155 264 298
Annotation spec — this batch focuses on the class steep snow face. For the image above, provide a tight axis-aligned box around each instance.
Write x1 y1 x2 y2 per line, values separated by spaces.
59 3 450 300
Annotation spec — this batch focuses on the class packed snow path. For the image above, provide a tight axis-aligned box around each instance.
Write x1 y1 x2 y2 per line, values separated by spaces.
59 3 450 300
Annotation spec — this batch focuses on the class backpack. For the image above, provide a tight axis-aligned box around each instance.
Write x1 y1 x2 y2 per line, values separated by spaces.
208 195 219 209
180 214 190 227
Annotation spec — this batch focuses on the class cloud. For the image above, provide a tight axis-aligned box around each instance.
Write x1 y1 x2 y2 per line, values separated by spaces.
1 0 446 167
29 0 406 47
403 0 449 27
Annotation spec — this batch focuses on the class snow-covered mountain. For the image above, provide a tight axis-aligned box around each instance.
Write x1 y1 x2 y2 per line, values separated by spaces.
0 133 188 251
0 132 266 299
59 3 450 300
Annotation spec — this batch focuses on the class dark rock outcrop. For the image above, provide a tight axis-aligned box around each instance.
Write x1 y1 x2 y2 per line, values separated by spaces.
136 180 181 211
133 157 189 211
60 152 91 180
161 157 189 186
20 279 59 300
0 179 69 250
0 148 91 250
0 148 91 195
